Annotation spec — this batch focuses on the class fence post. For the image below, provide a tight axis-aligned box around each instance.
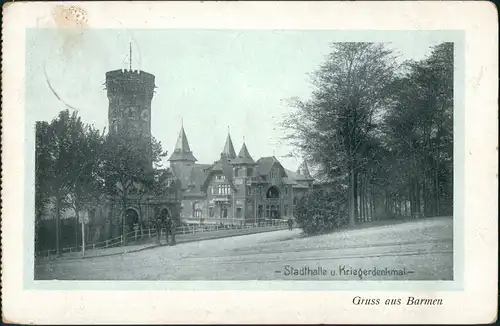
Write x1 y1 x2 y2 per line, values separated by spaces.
105 240 109 248
148 229 151 238
93 244 95 250
121 235 123 245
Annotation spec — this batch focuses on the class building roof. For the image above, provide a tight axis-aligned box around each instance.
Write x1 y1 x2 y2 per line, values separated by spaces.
168 126 197 162
294 160 314 181
231 143 257 165
183 164 211 197
221 133 236 159
256 156 285 176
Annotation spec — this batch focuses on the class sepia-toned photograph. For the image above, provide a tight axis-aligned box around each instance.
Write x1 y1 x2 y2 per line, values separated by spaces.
31 27 454 281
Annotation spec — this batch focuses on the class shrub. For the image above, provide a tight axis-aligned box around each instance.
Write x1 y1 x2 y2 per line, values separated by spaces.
294 187 348 235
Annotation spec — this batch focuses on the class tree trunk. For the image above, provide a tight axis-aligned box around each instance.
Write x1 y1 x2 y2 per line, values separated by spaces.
348 169 356 226
122 196 128 246
435 144 440 216
359 175 363 222
362 177 368 222
55 191 61 256
370 191 375 221
415 181 421 217
353 171 359 222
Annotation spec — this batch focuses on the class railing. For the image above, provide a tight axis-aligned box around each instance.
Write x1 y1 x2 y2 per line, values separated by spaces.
36 219 288 260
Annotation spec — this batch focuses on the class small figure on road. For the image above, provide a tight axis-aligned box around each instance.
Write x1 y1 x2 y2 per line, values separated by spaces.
165 218 176 245
288 218 293 231
155 217 162 244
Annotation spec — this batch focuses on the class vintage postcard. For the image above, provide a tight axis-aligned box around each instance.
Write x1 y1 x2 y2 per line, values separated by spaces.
2 1 498 324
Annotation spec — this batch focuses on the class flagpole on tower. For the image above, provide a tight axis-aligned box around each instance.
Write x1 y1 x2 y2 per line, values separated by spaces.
129 42 132 70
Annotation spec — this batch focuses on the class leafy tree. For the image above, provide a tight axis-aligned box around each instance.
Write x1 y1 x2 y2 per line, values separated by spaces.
294 188 348 235
284 42 454 234
35 121 54 251
283 43 398 226
384 43 453 216
35 110 107 254
99 131 168 243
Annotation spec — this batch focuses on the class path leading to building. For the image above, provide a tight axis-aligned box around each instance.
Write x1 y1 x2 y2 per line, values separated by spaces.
35 217 453 280
37 224 289 261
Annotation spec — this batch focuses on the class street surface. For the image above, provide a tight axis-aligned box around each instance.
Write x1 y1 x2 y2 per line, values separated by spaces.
35 217 453 280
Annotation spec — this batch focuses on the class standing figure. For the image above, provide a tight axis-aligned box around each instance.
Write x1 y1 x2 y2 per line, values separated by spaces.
165 218 176 245
288 218 293 231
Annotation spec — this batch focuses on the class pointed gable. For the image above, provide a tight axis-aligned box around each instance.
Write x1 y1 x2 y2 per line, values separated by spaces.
295 160 314 181
231 143 256 165
168 126 197 162
221 133 236 159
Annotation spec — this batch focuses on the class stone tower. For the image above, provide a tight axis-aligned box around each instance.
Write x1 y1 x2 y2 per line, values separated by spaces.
105 65 155 168
168 125 197 189
231 142 257 220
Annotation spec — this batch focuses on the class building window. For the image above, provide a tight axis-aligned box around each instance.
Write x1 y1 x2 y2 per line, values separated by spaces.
270 168 278 179
222 206 228 218
217 184 231 195
236 208 242 218
234 167 240 177
247 167 253 176
258 205 263 218
216 175 225 181
209 207 214 217
193 202 202 218
209 186 214 194
284 186 288 196
247 186 252 195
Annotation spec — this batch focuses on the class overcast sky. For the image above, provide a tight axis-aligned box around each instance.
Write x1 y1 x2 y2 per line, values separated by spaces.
26 29 446 171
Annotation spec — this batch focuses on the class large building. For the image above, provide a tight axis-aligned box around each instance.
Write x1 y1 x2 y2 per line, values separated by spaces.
40 65 315 246
167 125 315 225
102 66 314 228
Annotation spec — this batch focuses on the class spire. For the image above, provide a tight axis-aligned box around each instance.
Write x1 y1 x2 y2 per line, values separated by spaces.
222 132 236 159
231 142 256 165
129 42 132 70
168 125 197 162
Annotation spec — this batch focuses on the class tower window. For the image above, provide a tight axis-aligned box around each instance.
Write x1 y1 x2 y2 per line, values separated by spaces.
284 186 289 196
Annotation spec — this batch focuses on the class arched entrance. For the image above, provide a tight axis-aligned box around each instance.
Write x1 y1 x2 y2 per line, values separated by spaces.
266 186 280 199
266 186 281 218
124 208 139 232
